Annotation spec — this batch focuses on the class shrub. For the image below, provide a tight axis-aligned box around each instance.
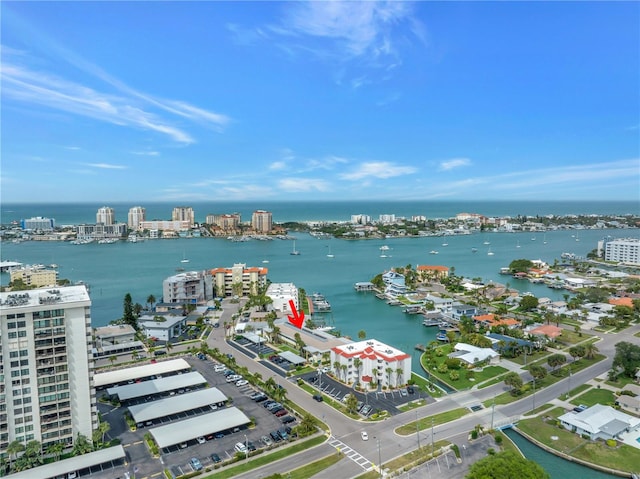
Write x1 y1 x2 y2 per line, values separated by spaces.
438 364 449 374
494 434 503 445
445 358 462 370
471 430 479 440
487 448 496 455
449 371 460 381
606 439 617 447
451 444 461 458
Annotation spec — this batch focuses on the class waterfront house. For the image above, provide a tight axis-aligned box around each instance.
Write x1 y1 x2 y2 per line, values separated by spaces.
138 313 186 342
448 343 499 366
450 304 479 321
416 265 450 282
94 324 136 346
558 404 640 441
616 384 640 415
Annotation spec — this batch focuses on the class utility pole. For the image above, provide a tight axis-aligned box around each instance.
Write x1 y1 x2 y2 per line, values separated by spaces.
431 417 435 458
532 376 536 411
490 395 496 430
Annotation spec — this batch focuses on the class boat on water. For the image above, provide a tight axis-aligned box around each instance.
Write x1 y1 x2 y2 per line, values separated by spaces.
487 247 495 256
379 245 390 251
422 318 442 327
429 250 438 255
471 247 478 253
310 292 331 311
180 251 189 263
326 245 334 258
290 240 300 255
262 260 270 264
441 242 448 247
403 305 422 314
483 240 490 245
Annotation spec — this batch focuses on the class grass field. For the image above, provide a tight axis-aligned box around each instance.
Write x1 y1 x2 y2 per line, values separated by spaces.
570 388 616 407
283 453 343 479
395 408 469 435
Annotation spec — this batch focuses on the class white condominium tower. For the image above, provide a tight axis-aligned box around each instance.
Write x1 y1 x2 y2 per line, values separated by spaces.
128 206 146 230
251 210 272 233
172 206 195 227
0 285 97 456
96 206 115 225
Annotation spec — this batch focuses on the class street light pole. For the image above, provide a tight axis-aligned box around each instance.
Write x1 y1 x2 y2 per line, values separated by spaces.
490 395 496 430
376 437 382 478
431 417 435 458
416 408 420 449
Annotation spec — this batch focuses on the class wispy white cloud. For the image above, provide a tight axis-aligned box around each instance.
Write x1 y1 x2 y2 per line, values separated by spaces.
269 161 288 171
303 155 349 172
278 177 331 192
340 161 417 180
1 46 230 143
131 150 160 157
64 146 81 151
438 158 472 171
85 163 127 170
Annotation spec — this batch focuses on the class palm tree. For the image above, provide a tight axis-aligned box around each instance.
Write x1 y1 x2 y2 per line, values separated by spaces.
298 412 317 435
146 294 156 310
333 361 341 376
165 341 173 354
108 355 117 366
358 330 366 340
46 442 64 462
385 367 393 387
396 368 404 386
264 377 277 395
99 420 111 443
340 364 348 382
353 358 362 385
271 326 280 344
6 440 25 471
71 434 93 456
583 342 599 359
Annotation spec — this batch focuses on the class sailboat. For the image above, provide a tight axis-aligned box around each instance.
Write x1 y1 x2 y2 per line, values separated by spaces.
483 240 491 245
543 234 547 245
516 240 521 248
180 251 190 263
326 245 334 258
487 247 495 256
290 240 300 255
575 231 580 242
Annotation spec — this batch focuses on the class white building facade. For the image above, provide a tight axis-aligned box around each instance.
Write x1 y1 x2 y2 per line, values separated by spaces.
127 206 146 230
265 283 299 314
604 238 640 265
330 339 411 388
96 206 115 225
162 271 211 304
0 286 97 455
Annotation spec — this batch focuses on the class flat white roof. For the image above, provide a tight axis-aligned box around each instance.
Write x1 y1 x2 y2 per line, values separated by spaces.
0 284 89 309
128 388 227 423
150 407 250 448
279 351 306 365
94 358 191 388
8 445 125 479
107 371 206 401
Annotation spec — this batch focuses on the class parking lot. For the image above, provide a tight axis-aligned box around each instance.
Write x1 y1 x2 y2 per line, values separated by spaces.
299 371 435 417
99 354 303 479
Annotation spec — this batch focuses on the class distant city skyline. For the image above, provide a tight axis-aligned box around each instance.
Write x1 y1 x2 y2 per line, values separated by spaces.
1 2 638 203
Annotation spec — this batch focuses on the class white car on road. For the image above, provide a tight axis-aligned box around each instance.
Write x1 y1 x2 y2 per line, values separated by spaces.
235 379 249 386
361 431 369 441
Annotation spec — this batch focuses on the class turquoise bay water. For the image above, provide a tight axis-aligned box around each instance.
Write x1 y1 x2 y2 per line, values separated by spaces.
503 428 618 478
2 227 633 376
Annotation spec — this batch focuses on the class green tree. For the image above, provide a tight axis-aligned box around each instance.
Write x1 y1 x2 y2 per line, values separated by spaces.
345 394 359 414
504 372 523 395
99 420 111 443
466 451 550 479
46 442 64 462
298 412 318 435
547 353 567 373
71 433 93 456
123 293 136 329
568 345 586 361
353 358 362 384
612 341 640 378
108 355 117 366
358 330 367 340
396 367 404 386
529 364 547 381
583 342 599 359
146 294 156 310
508 259 534 273
6 440 25 471
519 295 539 312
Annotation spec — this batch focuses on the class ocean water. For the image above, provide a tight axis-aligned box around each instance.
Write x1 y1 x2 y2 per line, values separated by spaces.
3 216 637 376
2 200 638 225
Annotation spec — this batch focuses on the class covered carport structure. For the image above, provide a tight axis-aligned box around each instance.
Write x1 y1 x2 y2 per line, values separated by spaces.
8 445 125 479
106 371 206 403
128 387 227 425
94 358 191 389
150 407 251 451
278 350 306 365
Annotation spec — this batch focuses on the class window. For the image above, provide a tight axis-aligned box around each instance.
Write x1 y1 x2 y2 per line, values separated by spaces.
17 321 26 328
8 333 17 339
18 331 27 338
9 352 18 359
19 350 28 357
7 323 16 329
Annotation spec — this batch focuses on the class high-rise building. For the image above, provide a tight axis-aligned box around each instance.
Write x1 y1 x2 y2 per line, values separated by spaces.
206 214 241 230
20 217 55 231
127 206 146 230
603 238 640 265
251 210 272 233
0 285 97 455
209 264 268 297
172 207 195 227
96 207 115 225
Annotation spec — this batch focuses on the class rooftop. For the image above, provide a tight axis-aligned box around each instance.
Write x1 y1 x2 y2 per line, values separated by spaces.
332 339 410 361
0 284 90 308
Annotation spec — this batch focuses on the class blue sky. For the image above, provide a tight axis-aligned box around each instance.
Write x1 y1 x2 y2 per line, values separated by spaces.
1 1 639 203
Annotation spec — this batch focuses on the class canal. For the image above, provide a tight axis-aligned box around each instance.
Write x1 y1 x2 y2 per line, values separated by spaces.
503 428 620 479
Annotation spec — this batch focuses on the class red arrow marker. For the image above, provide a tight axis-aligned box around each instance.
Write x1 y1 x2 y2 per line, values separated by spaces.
287 299 305 329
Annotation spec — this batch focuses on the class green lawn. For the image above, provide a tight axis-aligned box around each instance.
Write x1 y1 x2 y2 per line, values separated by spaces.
555 329 593 346
566 384 591 399
283 453 343 479
383 440 450 471
395 408 469 435
205 435 327 478
517 416 640 473
421 347 508 391
410 372 444 399
570 388 616 407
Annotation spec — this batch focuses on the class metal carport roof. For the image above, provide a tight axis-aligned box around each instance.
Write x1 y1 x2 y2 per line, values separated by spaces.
278 350 306 365
128 387 227 423
150 407 250 448
107 371 206 401
94 358 191 388
8 445 125 479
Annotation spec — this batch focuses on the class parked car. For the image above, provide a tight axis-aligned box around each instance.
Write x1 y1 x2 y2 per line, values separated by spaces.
210 453 221 463
235 379 249 387
313 394 323 402
400 388 408 397
234 442 247 454
270 431 281 442
261 435 273 446
407 386 415 394
281 415 296 424
190 458 203 471
196 436 205 444
214 365 226 372
360 405 372 416
274 409 288 417
246 441 256 451
277 427 289 440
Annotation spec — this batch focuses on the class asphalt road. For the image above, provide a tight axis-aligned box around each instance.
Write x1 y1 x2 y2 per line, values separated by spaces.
206 299 640 478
